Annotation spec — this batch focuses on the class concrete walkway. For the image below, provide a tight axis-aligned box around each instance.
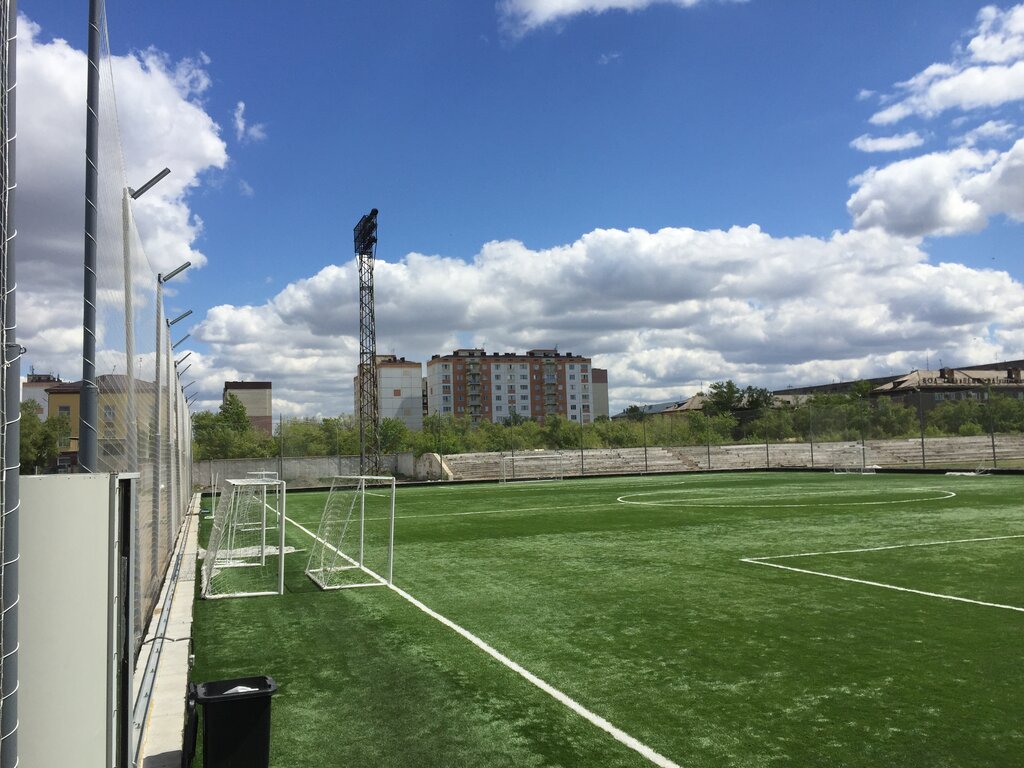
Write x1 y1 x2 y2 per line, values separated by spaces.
135 493 200 767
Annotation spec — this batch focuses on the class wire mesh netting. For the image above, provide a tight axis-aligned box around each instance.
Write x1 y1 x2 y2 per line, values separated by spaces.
202 480 286 599
306 476 395 590
84 3 194 657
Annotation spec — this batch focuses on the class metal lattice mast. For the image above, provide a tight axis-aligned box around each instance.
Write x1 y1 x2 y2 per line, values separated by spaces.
354 209 380 475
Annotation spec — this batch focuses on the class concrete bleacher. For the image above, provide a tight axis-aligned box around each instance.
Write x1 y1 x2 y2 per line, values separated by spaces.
441 434 1024 482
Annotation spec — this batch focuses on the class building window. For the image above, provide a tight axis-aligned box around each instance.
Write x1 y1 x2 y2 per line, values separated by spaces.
443 364 450 370
521 395 529 401
59 405 71 416
496 395 503 401
393 389 402 397
570 404 577 410
103 404 115 421
520 384 528 390
496 405 503 412
570 394 576 400
569 364 576 370
495 374 501 380
520 374 527 380
571 414 578 421
581 364 589 372
519 364 527 369
442 395 451 403
569 374 576 381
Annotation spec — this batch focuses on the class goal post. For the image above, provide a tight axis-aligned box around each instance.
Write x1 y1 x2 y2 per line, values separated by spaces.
305 476 396 590
201 478 287 599
500 452 564 483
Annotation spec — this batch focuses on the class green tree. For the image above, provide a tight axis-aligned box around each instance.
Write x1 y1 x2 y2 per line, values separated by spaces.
705 381 743 416
193 396 276 460
219 393 252 433
19 403 69 474
378 417 410 454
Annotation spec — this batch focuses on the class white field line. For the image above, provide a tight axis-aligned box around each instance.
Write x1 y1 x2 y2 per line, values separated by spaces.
742 534 1024 613
619 488 956 508
743 534 1024 561
284 514 683 768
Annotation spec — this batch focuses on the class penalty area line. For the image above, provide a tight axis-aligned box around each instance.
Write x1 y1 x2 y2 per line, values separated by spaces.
741 534 1024 613
284 515 683 768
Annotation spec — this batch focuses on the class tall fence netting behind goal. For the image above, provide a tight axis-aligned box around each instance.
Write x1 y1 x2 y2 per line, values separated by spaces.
306 476 395 590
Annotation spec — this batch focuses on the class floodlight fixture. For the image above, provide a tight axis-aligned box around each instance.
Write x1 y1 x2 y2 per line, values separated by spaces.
353 208 378 255
168 309 193 326
172 334 190 350
159 260 191 284
129 167 171 200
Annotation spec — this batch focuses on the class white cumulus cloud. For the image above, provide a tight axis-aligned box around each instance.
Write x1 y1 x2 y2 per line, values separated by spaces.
17 15 228 377
850 131 925 153
498 0 734 36
233 101 267 142
870 4 1024 125
194 225 1024 415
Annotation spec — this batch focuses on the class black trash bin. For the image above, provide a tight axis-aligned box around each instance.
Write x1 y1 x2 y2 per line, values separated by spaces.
194 675 277 768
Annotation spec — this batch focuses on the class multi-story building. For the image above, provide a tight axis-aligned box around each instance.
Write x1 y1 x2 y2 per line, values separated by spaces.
591 368 609 420
353 355 424 431
223 381 273 435
425 348 597 425
22 372 63 418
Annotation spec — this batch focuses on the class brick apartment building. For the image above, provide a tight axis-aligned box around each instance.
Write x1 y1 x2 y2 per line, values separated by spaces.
425 348 605 425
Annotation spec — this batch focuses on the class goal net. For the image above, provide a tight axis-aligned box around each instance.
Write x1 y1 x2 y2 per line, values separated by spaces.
305 476 395 590
500 452 564 483
832 444 874 474
202 479 287 599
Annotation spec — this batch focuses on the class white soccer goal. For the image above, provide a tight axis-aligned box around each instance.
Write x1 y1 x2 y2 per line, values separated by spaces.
500 452 565 483
202 478 287 599
305 476 395 590
832 444 874 474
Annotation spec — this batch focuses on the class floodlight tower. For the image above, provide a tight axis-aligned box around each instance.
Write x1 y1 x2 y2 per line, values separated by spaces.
354 208 381 475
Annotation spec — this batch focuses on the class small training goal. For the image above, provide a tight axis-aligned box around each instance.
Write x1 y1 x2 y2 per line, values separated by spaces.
500 452 565 483
832 444 875 475
202 478 287 599
306 476 396 590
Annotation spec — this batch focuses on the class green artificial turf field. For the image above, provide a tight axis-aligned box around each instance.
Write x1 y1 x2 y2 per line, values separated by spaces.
191 471 1024 767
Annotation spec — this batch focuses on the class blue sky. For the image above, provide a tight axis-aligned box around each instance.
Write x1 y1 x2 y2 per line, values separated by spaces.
16 1 1024 415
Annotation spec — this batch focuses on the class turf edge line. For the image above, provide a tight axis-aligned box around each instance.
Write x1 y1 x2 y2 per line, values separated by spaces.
285 515 683 768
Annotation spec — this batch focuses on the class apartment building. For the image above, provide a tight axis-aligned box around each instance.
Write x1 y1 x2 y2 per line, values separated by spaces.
425 348 597 425
353 355 424 431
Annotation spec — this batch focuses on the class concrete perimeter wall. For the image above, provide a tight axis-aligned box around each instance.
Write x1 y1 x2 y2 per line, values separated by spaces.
193 435 1024 488
192 451 445 489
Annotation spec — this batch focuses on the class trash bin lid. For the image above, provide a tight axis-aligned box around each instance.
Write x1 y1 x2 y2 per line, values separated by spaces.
195 675 277 703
